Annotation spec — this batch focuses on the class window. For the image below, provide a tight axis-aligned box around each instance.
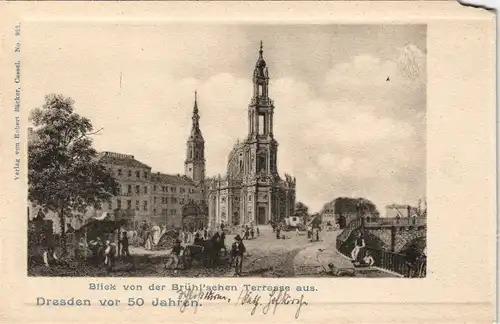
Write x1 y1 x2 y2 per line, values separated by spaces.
171 197 177 204
162 186 166 192
128 185 132 194
189 167 192 172
153 208 157 214
154 196 157 204
117 169 122 176
154 185 157 192
136 171 140 179
127 200 131 209
135 200 139 211
259 155 266 171
135 185 140 194
143 201 148 211
171 187 176 193
258 114 265 134
128 170 132 177
249 195 252 202
117 199 121 210
144 186 148 194
144 171 148 179
258 84 263 96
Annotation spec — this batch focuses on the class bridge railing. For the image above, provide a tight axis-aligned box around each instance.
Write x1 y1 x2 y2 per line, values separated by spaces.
365 247 426 277
365 217 427 228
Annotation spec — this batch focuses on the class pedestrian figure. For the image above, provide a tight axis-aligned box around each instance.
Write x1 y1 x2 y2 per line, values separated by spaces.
121 232 130 257
233 235 246 276
256 227 260 237
104 240 116 272
351 232 365 262
244 225 250 240
276 226 281 239
320 263 355 277
250 228 254 239
167 239 184 270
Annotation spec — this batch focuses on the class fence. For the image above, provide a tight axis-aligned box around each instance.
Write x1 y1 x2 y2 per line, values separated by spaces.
335 217 426 277
365 217 427 228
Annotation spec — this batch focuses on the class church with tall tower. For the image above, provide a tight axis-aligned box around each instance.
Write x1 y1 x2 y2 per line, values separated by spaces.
207 42 296 227
184 91 206 186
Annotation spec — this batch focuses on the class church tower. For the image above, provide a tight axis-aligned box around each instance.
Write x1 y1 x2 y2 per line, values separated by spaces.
246 41 278 178
185 91 206 184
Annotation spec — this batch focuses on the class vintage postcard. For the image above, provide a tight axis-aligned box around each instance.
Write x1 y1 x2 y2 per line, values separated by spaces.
0 1 496 323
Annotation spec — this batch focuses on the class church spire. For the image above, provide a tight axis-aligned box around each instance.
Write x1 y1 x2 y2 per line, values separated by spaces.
185 91 205 183
191 90 201 138
193 90 198 114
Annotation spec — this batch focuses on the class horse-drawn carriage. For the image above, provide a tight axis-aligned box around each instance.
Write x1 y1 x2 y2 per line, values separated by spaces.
165 232 229 270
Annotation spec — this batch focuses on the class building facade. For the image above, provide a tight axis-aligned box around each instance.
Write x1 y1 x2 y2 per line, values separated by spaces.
27 92 208 232
207 43 296 227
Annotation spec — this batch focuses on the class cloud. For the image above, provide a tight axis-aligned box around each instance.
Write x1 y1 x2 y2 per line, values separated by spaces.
26 24 426 214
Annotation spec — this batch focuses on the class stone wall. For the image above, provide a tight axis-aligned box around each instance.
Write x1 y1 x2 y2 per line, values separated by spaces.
365 226 426 253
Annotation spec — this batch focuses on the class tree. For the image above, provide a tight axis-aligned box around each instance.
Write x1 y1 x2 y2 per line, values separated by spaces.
28 94 118 253
294 201 309 222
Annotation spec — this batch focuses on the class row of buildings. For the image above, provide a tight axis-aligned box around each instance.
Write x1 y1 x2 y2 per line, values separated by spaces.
320 199 427 229
28 43 297 233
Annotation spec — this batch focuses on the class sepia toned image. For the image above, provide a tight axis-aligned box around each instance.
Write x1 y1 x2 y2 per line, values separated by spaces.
0 2 496 323
25 23 427 279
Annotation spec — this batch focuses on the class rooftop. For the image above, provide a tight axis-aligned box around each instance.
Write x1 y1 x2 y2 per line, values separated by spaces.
98 151 151 169
151 172 195 186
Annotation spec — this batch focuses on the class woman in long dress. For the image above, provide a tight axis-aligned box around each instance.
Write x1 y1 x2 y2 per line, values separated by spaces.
144 231 152 250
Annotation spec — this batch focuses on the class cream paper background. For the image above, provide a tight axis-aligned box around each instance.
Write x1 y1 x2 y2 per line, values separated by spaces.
0 2 496 323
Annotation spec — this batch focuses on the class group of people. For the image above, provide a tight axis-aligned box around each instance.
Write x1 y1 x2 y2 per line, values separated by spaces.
165 224 247 276
83 230 131 271
306 225 321 242
240 224 259 240
350 232 375 267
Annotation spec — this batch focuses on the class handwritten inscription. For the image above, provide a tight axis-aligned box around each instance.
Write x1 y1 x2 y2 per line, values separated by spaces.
36 282 312 319
236 286 308 318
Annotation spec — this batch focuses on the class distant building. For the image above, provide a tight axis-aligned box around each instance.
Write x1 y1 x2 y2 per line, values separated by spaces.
27 95 208 232
320 206 336 227
98 151 152 226
150 172 203 228
207 43 296 227
385 204 419 218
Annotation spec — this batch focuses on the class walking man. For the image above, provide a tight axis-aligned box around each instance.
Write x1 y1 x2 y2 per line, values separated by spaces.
233 235 246 276
121 231 130 257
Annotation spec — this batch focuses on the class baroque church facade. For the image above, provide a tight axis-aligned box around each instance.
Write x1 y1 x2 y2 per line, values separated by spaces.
28 43 296 233
205 43 296 227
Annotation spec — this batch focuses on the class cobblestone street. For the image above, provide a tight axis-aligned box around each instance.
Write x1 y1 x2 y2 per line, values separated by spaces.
29 226 395 277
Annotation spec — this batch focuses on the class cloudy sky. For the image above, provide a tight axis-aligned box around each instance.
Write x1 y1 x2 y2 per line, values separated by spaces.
25 23 426 214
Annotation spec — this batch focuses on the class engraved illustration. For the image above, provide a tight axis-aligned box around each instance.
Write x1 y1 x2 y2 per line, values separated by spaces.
27 24 426 278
